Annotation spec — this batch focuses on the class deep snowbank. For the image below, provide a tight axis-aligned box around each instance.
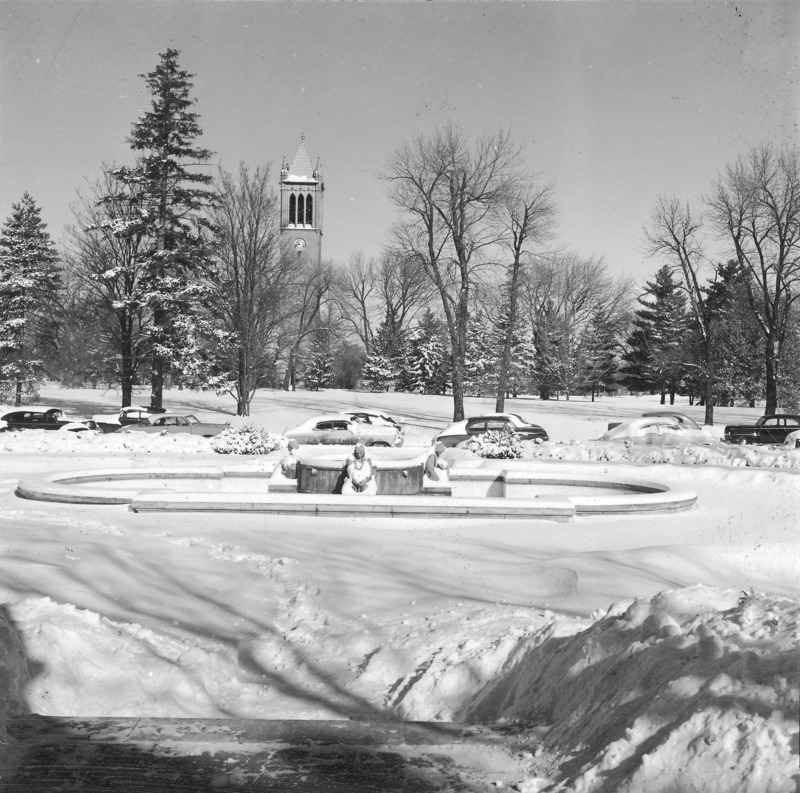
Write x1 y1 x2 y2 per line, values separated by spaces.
1 586 797 792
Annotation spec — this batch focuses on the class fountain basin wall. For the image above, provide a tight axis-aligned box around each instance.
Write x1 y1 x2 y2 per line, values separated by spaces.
16 458 697 518
296 451 428 495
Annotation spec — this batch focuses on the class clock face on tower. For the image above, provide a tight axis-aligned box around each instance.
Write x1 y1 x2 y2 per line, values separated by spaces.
294 238 307 252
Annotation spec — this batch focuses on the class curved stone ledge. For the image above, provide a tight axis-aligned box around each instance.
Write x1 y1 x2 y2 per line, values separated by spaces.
16 460 697 518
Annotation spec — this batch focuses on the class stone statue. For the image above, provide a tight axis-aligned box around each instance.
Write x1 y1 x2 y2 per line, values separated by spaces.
425 441 449 482
341 442 377 495
280 438 301 479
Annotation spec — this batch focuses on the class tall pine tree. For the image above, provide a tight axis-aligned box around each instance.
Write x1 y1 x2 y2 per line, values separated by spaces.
402 311 451 395
109 49 214 408
0 194 61 405
621 266 688 403
304 325 335 391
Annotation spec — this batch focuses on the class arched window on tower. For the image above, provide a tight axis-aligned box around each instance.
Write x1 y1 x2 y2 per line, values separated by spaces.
297 194 305 227
306 194 314 226
289 194 296 225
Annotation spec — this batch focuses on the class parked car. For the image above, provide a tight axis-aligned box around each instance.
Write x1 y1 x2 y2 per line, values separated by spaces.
59 419 101 433
92 405 166 433
0 406 76 432
723 415 800 445
607 411 702 432
118 413 229 438
600 415 718 446
434 413 549 448
284 414 404 447
781 429 800 450
344 412 405 438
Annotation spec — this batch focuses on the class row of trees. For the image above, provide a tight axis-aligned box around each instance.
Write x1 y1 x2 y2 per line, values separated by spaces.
0 49 797 420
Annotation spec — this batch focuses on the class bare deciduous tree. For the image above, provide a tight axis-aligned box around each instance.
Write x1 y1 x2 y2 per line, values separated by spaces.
333 252 380 353
705 144 800 415
376 249 431 347
522 252 633 400
383 124 525 420
643 195 719 424
207 163 293 415
493 179 557 412
282 259 334 391
333 249 431 364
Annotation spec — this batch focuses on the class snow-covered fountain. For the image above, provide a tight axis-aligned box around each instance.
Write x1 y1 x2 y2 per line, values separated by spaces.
16 450 697 520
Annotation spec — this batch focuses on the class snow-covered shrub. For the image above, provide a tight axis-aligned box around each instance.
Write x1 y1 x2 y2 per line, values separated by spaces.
211 424 287 455
465 426 523 459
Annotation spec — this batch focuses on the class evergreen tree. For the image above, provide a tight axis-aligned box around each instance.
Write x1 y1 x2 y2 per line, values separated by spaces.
69 170 152 406
360 322 399 392
360 353 397 392
620 266 688 402
505 320 538 398
493 305 537 398
0 194 61 405
704 261 763 407
402 311 451 394
107 48 214 407
536 315 584 400
582 307 622 401
464 310 499 397
304 325 334 391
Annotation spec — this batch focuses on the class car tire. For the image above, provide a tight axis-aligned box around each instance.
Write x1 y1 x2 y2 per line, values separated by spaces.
371 442 391 447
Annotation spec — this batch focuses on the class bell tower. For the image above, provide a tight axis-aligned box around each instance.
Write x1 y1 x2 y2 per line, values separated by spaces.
279 134 324 266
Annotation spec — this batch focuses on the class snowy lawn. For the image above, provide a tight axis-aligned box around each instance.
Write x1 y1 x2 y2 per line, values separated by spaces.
0 385 797 792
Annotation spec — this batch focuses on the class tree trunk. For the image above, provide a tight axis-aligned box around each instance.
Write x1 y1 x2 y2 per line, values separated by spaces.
14 336 23 406
703 337 715 426
121 339 133 408
236 348 249 416
283 349 298 391
494 269 521 414
703 376 714 425
150 362 164 409
764 336 778 416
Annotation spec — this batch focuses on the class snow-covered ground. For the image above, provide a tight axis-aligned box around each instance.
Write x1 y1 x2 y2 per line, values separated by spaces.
0 385 798 791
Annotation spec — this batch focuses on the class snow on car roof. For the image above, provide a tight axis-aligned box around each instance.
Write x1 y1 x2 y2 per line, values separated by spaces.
1 405 62 414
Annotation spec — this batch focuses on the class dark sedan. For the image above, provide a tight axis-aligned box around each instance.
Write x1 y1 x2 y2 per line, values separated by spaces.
723 415 800 445
0 407 73 431
434 413 549 448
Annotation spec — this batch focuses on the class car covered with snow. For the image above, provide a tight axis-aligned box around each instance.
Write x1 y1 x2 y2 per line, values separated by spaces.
599 415 718 446
118 413 229 438
723 414 800 446
607 411 702 433
284 414 404 447
433 413 549 448
781 429 800 450
344 411 405 438
92 405 166 433
59 419 101 433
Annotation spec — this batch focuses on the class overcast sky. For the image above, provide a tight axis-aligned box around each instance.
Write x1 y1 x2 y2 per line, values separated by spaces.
1 1 797 281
